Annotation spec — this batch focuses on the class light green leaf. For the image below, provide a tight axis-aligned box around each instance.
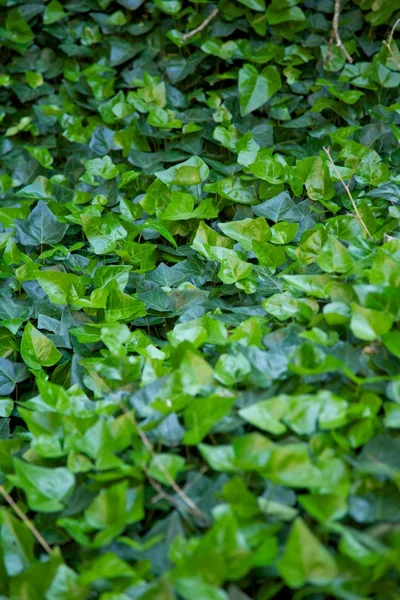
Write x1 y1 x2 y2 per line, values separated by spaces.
43 0 67 25
81 214 127 255
350 303 393 341
21 322 62 370
37 271 86 305
155 157 209 186
278 518 337 588
10 459 75 512
104 281 146 322
218 217 271 251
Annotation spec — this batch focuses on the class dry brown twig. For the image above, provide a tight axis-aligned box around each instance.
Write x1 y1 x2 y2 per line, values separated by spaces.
120 404 208 522
383 18 400 71
0 485 52 555
181 7 219 42
326 0 353 65
147 474 181 506
323 146 374 241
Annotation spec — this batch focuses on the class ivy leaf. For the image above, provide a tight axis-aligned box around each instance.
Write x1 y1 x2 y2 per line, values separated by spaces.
278 518 337 588
239 64 282 117
155 156 210 186
82 156 119 184
1 9 34 44
37 271 86 305
350 303 393 341
0 359 29 395
81 214 127 255
9 459 75 512
218 218 271 252
24 146 54 169
317 236 353 274
237 0 265 11
15 201 69 246
43 0 67 25
20 322 62 369
104 281 146 322
0 510 34 577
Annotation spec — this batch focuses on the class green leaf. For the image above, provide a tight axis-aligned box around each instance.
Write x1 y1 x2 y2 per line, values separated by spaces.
296 157 335 202
237 0 265 11
1 9 34 44
270 222 298 245
0 359 29 396
15 201 69 246
0 399 13 418
317 235 353 273
382 330 400 358
163 192 218 221
104 281 146 322
9 459 75 512
24 146 54 169
350 303 393 341
155 157 209 186
278 518 337 588
239 398 287 435
43 0 67 25
81 214 127 255
82 156 119 183
218 217 271 251
84 481 143 531
183 393 236 444
179 350 214 396
21 322 62 369
37 271 86 305
253 241 286 268
154 0 182 15
46 565 87 600
191 222 234 259
1 510 34 576
239 64 282 117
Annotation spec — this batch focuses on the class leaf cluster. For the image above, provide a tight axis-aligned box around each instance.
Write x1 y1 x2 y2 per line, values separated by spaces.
0 0 400 598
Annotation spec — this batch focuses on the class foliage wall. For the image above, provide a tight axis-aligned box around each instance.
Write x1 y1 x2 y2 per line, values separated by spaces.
0 0 400 598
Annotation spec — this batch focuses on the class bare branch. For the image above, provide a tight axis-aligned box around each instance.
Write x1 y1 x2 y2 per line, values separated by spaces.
326 0 353 65
0 485 52 555
323 146 373 241
383 18 400 71
120 404 208 522
147 474 181 506
388 18 400 47
181 8 219 42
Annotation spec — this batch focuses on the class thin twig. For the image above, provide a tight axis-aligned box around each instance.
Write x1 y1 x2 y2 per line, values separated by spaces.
120 405 208 522
181 8 219 42
0 485 52 555
147 473 203 515
383 18 400 71
326 0 353 65
184 465 208 492
388 18 400 47
147 474 181 505
323 147 373 241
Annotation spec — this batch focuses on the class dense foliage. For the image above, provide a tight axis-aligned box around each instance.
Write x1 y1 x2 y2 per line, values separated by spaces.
1 0 400 597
